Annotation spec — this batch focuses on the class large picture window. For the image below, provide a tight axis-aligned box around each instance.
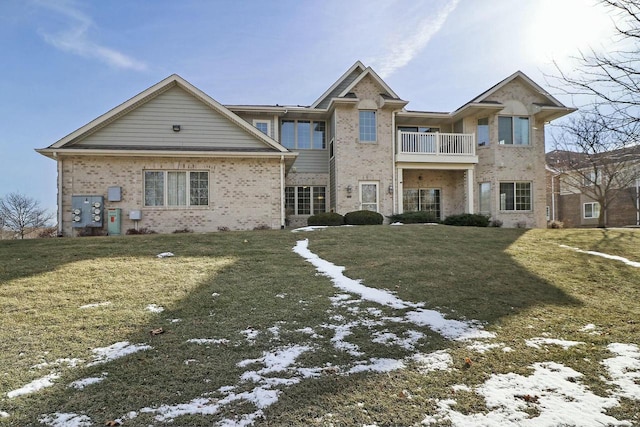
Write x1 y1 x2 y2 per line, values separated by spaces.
499 182 531 211
285 186 326 215
498 116 529 145
359 111 376 142
403 188 441 219
144 171 209 207
280 120 325 150
478 182 491 214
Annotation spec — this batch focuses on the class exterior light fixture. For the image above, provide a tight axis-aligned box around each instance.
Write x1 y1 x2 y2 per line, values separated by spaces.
172 125 181 132
388 185 393 194
346 185 353 194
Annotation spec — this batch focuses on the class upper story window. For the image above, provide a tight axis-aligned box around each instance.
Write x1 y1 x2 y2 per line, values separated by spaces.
144 171 209 207
584 171 602 186
398 126 440 133
253 120 271 137
498 116 529 145
359 111 377 142
477 118 489 146
280 120 325 150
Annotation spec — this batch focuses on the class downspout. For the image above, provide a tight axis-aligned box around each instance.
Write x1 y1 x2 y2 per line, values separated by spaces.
55 152 63 236
551 172 556 221
280 155 285 229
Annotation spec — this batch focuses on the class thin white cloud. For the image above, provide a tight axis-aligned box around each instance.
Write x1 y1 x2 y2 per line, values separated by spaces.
370 0 460 78
36 0 147 71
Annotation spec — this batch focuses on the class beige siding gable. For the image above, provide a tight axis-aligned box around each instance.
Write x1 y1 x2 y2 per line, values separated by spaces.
72 86 274 151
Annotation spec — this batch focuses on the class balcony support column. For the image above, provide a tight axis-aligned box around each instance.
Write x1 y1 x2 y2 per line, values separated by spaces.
466 167 474 214
397 167 404 214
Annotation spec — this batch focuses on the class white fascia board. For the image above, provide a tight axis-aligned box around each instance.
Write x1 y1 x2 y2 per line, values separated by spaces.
36 148 298 160
338 67 400 100
310 61 366 108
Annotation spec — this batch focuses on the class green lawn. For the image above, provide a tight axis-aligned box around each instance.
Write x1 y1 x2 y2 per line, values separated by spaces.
0 226 639 426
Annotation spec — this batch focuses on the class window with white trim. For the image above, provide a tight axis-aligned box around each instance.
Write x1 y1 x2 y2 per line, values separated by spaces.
584 171 602 186
583 202 600 219
253 120 271 137
403 188 441 219
280 120 325 149
144 171 209 207
498 116 529 145
499 182 531 211
478 182 491 214
359 111 376 142
285 186 326 215
360 182 379 211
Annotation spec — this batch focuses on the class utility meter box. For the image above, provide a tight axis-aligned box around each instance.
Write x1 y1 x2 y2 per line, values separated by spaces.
71 196 104 228
107 208 122 235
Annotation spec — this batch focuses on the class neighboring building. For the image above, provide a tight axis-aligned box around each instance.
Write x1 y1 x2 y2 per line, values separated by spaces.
37 61 574 236
546 148 640 227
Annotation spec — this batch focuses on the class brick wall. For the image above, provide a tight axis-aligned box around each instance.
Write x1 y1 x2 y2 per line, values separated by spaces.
59 156 282 236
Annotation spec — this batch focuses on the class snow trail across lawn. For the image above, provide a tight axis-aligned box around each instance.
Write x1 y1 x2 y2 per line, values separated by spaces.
559 244 640 268
293 239 494 341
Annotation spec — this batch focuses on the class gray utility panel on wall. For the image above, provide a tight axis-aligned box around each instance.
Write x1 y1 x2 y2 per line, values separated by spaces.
71 195 104 228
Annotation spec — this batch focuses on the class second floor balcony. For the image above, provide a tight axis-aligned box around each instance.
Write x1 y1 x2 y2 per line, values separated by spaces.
397 131 478 164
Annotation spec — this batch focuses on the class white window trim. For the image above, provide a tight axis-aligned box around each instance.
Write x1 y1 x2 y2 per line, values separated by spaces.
359 181 379 212
143 170 209 208
253 119 271 137
583 202 600 219
498 116 531 146
359 110 377 143
285 186 326 215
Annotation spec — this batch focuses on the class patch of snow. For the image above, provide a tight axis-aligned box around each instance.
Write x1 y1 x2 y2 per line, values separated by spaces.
372 330 424 350
412 350 453 373
31 358 83 369
293 239 419 310
186 338 229 345
581 323 596 331
451 384 471 392
268 326 280 337
405 308 495 341
559 244 640 268
275 293 287 298
7 373 60 398
291 226 328 233
69 373 107 389
87 341 151 367
502 346 513 353
146 304 164 313
79 301 111 309
347 358 405 374
0 411 8 418
602 343 640 400
168 318 181 323
212 292 220 297
466 342 503 354
427 361 630 426
525 337 585 350
237 345 311 375
157 252 174 258
241 328 260 342
390 222 403 226
39 412 92 427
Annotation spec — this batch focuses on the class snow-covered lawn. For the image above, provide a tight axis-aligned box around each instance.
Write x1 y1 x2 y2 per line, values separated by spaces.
4 233 639 426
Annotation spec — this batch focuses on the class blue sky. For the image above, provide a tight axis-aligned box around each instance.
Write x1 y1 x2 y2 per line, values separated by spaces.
1 0 614 213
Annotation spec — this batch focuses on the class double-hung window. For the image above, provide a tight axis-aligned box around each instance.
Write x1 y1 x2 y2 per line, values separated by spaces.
583 202 600 219
499 182 531 211
144 171 209 207
359 111 376 142
498 116 529 145
280 120 326 149
477 118 489 146
285 186 326 215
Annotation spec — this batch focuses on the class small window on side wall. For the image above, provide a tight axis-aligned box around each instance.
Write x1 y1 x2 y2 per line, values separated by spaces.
583 202 600 219
477 118 489 146
253 120 271 137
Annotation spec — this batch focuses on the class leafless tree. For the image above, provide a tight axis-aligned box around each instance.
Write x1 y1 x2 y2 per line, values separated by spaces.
550 112 640 227
0 192 54 239
553 0 640 134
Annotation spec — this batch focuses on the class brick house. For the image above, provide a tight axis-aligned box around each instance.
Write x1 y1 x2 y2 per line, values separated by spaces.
37 62 574 236
546 149 640 227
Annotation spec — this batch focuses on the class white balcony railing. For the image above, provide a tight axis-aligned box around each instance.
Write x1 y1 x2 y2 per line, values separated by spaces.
398 131 476 157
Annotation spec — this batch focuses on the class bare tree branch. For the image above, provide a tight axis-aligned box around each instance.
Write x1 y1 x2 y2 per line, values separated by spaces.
0 192 54 239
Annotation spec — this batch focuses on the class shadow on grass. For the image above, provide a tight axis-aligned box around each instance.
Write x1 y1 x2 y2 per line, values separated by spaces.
0 226 584 425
